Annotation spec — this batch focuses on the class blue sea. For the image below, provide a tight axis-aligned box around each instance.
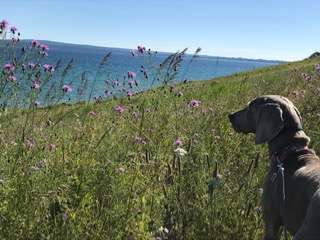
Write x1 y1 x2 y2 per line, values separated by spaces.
1 40 282 104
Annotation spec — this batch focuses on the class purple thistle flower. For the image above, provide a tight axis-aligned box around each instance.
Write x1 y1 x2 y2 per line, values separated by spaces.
31 80 40 90
174 138 182 146
62 84 72 93
114 105 125 114
31 40 39 47
10 26 17 34
0 20 8 30
4 63 15 71
88 111 97 117
315 64 320 72
189 99 201 108
48 143 56 151
301 73 311 81
137 45 146 54
39 44 49 52
8 75 17 82
127 90 133 98
127 71 136 79
43 64 54 73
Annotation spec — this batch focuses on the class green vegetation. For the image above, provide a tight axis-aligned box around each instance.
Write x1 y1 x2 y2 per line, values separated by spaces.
1 54 320 239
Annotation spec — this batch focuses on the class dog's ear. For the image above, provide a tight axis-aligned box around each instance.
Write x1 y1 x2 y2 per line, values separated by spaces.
281 96 303 129
255 103 284 144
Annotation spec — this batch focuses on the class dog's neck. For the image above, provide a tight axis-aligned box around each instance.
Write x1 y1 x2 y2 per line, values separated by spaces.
268 129 310 155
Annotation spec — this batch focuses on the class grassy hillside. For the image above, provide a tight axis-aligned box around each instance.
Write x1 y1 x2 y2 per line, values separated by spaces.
1 56 320 240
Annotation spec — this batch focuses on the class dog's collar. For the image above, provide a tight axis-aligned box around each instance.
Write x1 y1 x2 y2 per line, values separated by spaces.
270 144 308 201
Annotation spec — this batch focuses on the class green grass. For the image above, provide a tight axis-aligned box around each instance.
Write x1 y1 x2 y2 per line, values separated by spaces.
1 56 320 239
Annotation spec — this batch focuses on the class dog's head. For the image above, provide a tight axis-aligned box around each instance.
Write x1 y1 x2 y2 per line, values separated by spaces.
228 95 302 144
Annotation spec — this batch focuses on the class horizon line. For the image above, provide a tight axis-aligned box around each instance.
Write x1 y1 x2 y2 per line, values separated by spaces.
17 38 290 63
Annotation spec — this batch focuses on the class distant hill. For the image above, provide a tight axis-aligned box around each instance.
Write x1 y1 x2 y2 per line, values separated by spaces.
18 40 132 55
308 52 320 59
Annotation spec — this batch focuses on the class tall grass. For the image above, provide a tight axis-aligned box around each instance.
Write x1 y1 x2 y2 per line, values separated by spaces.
1 19 320 240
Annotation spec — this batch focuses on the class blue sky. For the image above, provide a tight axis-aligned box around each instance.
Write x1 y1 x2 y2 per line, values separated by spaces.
2 0 320 61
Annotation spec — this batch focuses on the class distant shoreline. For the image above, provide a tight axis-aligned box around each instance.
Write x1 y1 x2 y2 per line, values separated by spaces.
9 39 285 63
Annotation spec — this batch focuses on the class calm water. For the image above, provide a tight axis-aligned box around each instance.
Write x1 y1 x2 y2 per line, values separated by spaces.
1 40 282 104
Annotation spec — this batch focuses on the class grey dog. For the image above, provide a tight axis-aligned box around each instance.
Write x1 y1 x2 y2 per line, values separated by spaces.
229 95 320 240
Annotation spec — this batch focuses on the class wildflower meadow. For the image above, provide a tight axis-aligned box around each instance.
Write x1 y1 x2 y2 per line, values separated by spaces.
1 19 320 240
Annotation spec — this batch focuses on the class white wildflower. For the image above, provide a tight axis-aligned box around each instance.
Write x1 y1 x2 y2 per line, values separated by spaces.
174 147 187 157
158 226 169 234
